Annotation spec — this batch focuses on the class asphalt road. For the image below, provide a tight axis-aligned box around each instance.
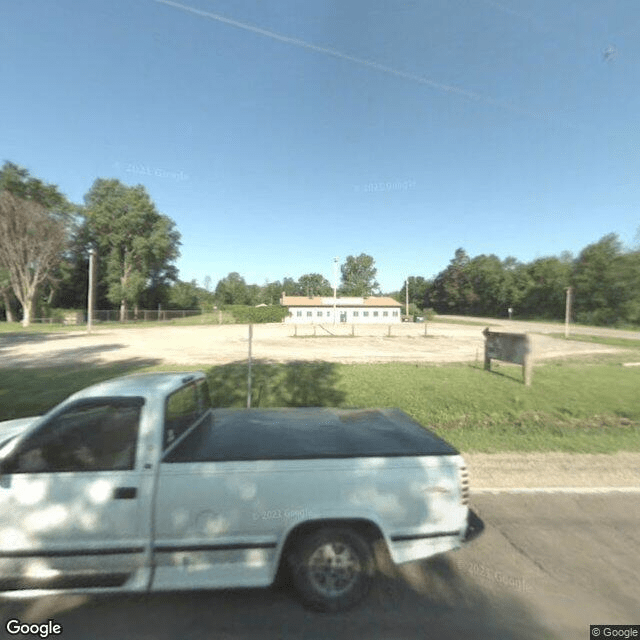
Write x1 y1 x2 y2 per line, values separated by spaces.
2 492 638 640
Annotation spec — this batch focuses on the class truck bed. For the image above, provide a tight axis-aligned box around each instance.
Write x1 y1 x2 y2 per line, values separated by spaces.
164 408 459 462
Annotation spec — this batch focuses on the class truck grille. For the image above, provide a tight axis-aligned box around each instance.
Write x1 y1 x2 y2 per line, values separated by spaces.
459 465 470 505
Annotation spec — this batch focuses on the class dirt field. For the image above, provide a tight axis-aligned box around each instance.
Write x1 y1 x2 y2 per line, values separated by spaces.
0 319 628 368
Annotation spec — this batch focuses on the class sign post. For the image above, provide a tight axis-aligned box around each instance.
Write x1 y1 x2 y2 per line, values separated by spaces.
483 328 532 386
564 286 573 338
87 248 97 333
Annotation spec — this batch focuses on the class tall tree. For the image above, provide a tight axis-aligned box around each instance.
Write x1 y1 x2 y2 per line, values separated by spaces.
428 248 476 313
0 162 72 215
572 234 624 325
260 280 285 305
195 283 216 312
47 216 95 310
521 256 571 319
84 179 181 320
297 273 333 297
465 254 505 315
215 272 250 305
246 284 261 306
500 257 533 316
0 161 73 327
282 277 299 296
394 276 430 310
168 279 200 309
617 249 640 325
340 253 380 296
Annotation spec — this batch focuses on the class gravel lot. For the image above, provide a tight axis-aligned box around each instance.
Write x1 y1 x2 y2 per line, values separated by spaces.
0 319 627 368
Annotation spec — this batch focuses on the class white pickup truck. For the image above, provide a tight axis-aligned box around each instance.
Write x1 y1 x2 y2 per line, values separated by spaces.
0 372 483 612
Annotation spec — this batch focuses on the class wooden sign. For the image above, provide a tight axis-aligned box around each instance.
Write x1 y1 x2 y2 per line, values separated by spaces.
483 328 532 386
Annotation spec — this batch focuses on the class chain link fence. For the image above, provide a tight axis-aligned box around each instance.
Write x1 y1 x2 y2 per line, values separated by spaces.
94 309 202 322
29 309 203 325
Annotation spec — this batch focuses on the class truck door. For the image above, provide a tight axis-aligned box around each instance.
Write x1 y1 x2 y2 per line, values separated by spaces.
0 397 152 592
149 378 276 591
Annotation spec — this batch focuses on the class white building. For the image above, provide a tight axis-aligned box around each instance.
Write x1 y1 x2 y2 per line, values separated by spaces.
281 295 403 324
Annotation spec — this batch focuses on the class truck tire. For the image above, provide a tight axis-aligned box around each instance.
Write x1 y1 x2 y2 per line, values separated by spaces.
288 527 375 612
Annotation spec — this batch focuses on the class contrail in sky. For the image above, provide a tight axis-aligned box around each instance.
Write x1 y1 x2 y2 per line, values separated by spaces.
153 0 571 127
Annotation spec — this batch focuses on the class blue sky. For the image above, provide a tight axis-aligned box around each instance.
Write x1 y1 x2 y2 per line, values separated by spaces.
2 0 639 293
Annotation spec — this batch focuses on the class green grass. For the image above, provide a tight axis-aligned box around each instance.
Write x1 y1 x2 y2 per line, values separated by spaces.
93 311 237 327
167 311 236 325
430 317 488 326
548 333 640 350
336 361 640 453
3 357 638 454
0 311 237 334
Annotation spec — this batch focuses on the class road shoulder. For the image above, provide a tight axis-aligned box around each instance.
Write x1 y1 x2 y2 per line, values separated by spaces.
465 451 640 489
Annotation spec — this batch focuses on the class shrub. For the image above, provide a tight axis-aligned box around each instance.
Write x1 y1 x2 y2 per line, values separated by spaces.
223 305 288 324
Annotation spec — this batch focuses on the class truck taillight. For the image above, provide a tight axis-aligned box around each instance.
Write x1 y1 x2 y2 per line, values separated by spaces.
459 465 470 505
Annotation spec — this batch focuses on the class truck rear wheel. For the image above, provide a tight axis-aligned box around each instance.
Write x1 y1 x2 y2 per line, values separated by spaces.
288 527 375 612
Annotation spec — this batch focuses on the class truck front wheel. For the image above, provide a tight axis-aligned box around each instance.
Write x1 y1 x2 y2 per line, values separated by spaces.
288 527 375 612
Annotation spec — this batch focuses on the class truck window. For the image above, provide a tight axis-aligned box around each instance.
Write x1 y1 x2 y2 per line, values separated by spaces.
6 398 143 473
163 379 211 450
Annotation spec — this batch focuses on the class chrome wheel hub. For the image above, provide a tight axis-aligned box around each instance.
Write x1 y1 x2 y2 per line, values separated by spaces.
307 541 361 597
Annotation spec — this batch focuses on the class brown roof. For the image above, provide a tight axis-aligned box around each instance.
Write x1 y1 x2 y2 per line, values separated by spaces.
281 296 402 308
363 297 403 307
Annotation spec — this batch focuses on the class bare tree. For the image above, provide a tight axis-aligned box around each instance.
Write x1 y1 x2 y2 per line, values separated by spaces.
0 191 67 326
0 267 16 322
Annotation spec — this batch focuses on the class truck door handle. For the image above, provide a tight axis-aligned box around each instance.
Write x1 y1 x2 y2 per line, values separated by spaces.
113 487 137 500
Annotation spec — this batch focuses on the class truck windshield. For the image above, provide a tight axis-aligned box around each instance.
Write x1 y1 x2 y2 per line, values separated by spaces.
163 378 211 451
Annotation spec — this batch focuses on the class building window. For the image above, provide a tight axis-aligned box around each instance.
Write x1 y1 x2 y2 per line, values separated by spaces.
383 311 388 317
307 311 313 317
296 311 302 317
363 311 369 317
373 311 379 317
393 311 399 316
317 311 323 317
353 311 359 318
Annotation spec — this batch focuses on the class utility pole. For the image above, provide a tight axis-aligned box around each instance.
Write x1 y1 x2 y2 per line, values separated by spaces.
87 248 97 333
333 257 339 325
405 277 409 318
565 286 573 338
247 324 253 408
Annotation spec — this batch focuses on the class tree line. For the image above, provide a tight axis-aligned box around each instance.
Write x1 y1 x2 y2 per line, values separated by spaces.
400 238 640 326
0 162 182 326
1 161 638 327
0 162 382 326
